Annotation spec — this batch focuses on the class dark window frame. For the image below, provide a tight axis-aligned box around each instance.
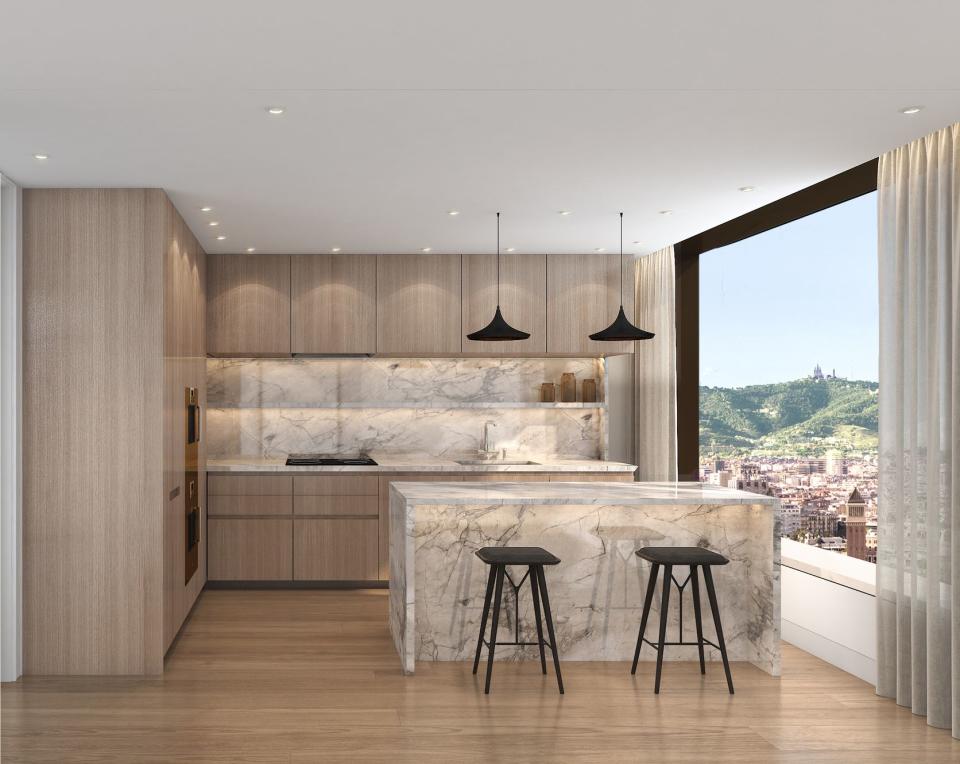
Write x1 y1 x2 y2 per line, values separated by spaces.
673 159 878 480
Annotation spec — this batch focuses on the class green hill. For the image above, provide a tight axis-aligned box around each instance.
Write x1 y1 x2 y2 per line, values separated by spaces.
700 378 879 458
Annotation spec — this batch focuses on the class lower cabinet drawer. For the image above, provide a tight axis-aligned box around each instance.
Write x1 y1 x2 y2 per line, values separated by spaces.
209 494 292 516
293 495 377 516
208 518 293 580
294 518 378 581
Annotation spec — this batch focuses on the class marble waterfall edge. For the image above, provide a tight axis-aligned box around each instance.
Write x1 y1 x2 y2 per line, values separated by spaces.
390 485 781 677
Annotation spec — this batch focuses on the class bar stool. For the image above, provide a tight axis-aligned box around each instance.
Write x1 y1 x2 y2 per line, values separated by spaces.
630 546 734 694
472 546 564 694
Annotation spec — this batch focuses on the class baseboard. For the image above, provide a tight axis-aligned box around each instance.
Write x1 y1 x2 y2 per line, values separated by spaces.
782 618 877 685
205 580 389 590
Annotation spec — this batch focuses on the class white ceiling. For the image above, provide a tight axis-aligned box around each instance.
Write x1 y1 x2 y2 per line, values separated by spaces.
2 0 959 255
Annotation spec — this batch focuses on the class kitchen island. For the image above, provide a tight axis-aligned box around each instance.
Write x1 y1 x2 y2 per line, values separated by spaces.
390 481 781 675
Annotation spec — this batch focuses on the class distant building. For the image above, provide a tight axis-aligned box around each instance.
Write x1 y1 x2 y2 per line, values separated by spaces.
816 536 847 552
802 510 839 538
736 463 773 495
844 487 867 561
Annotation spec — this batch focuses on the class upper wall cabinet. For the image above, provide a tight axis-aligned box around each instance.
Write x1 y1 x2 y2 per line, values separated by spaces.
546 254 635 355
207 254 291 355
376 254 461 354
291 254 377 354
461 254 547 354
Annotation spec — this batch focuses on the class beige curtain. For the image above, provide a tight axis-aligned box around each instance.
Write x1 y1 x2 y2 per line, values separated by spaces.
876 122 959 738
633 246 677 481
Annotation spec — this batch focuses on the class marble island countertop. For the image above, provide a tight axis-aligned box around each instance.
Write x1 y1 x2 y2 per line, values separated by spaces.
389 480 779 506
207 452 637 474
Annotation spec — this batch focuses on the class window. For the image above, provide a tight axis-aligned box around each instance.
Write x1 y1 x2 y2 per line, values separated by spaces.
698 191 879 562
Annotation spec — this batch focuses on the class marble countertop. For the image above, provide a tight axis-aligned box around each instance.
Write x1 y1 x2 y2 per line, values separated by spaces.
389 480 779 506
207 452 637 474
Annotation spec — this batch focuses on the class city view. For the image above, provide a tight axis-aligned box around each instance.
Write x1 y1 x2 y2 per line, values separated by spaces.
699 190 879 563
699 365 879 562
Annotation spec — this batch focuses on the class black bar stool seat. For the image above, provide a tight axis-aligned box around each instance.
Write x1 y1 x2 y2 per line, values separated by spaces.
631 545 735 695
472 546 564 694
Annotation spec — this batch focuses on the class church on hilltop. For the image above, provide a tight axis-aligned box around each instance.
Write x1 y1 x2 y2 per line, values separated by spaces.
811 364 842 381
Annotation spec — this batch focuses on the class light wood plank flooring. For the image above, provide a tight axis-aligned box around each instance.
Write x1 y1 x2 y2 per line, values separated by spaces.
2 589 957 763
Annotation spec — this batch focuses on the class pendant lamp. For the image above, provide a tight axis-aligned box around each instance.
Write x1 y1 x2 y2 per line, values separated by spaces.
466 212 531 342
589 212 655 342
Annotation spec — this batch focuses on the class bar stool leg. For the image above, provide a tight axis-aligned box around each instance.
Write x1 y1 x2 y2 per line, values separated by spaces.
631 562 660 674
473 565 497 674
483 565 505 694
654 563 673 694
689 565 706 675
529 564 547 675
703 565 734 694
535 565 564 694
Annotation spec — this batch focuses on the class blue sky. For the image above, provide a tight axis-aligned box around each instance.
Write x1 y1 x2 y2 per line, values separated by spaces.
699 191 878 388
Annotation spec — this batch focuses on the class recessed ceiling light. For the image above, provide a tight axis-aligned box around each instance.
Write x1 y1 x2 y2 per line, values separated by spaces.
331 247 342 253
200 206 213 213
900 106 923 115
208 221 219 226
558 210 572 216
505 247 516 253
632 241 642 246
246 247 256 253
421 247 432 253
32 153 49 161
739 186 755 192
447 210 460 216
594 247 606 253
266 106 285 115
659 210 673 215
216 235 226 241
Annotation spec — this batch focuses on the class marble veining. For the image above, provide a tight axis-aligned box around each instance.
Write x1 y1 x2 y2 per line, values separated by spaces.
390 482 781 677
207 358 607 460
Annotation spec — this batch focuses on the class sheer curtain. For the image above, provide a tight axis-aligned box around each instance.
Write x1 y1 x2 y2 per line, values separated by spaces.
876 122 959 738
633 246 677 481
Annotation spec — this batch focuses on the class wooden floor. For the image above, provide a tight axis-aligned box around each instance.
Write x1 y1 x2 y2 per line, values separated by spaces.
2 590 957 763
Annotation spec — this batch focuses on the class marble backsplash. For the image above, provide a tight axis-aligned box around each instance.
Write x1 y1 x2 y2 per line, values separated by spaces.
207 358 606 459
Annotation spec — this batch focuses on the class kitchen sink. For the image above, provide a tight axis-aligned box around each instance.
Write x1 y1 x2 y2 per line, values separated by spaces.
455 459 541 466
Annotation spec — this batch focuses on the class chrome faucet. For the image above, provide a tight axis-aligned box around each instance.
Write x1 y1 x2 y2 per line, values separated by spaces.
480 420 498 459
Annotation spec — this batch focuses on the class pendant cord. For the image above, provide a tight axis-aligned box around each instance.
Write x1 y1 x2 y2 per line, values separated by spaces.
619 211 624 305
496 211 501 306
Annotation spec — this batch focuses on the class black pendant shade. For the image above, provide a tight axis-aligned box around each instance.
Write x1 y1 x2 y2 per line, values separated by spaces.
466 212 531 342
467 304 531 341
589 212 656 342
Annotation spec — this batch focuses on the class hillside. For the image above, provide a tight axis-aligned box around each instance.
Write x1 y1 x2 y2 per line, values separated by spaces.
700 378 879 457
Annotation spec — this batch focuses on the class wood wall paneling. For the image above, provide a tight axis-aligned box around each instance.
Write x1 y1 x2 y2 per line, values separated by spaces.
291 254 377 354
23 189 166 675
376 254 462 354
461 253 546 353
206 254 291 355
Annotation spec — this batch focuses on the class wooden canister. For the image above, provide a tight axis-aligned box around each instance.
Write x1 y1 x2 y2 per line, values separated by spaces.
560 373 577 402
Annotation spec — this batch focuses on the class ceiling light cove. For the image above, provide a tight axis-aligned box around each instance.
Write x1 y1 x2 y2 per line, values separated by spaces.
900 106 923 115
200 206 213 213
32 153 49 161
265 106 285 115
216 235 226 241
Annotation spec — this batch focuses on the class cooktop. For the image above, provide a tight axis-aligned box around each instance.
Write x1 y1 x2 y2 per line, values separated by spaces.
285 453 378 466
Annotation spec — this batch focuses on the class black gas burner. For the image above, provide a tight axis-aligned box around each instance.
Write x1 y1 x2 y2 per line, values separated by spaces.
285 453 378 466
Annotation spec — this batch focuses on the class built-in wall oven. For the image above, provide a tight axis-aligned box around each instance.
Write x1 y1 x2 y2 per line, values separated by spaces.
184 386 201 583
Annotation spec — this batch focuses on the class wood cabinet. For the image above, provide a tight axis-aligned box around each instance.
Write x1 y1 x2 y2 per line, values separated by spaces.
207 254 291 355
546 254 636 355
462 254 546 353
208 518 293 580
294 519 379 581
208 474 293 517
291 254 377 354
376 254 461 354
